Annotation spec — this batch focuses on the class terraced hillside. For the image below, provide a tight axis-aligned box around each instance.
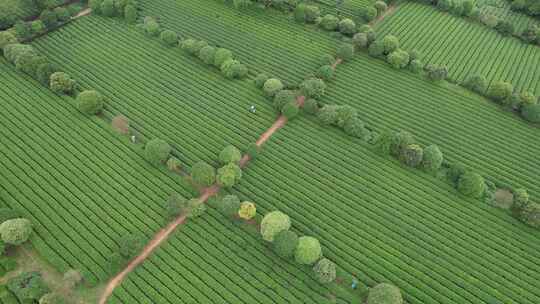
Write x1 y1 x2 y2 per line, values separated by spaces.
232 117 540 304
376 2 540 95
32 15 276 167
110 209 349 304
323 53 540 201
136 0 337 83
0 58 192 281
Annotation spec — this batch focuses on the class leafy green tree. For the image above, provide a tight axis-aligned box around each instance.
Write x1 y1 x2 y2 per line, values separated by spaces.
374 1 388 15
8 272 48 303
219 145 242 165
282 102 300 119
360 6 377 22
300 78 326 98
352 32 369 49
387 49 409 69
263 78 284 97
447 162 466 186
488 81 513 103
458 172 486 198
512 188 529 215
191 161 216 187
36 62 57 86
89 0 104 14
313 258 336 284
335 105 357 128
273 90 296 112
295 236 322 265
0 31 18 50
77 90 104 115
463 74 488 95
143 17 160 36
422 145 443 172
39 9 58 29
260 211 291 242
519 91 536 107
320 14 339 31
426 64 448 81
303 99 320 115
119 233 146 259
319 54 336 66
338 18 356 35
389 130 414 156
316 65 334 81
101 0 116 17
382 35 399 54
39 292 65 304
368 40 385 57
220 59 248 79
273 230 299 259
218 195 241 218
520 203 540 228
367 283 403 304
50 72 75 94
400 144 424 167
337 43 355 61
344 117 370 140
409 59 423 74
124 5 137 23
254 73 270 88
495 20 514 36
317 105 339 125
238 201 256 220
521 104 540 123
462 0 474 16
303 5 321 23
216 163 242 188
358 24 376 43
160 30 178 46
0 218 32 245
187 199 207 218
167 157 181 172
144 138 171 165
198 45 216 65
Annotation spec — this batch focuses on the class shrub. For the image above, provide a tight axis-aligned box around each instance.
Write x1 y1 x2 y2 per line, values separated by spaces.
254 73 270 88
458 172 486 198
360 6 378 22
447 162 466 185
319 54 336 66
302 5 321 23
40 10 58 29
368 40 385 57
144 138 171 165
187 198 207 218
488 81 513 103
8 272 48 303
77 90 104 115
320 14 339 31
481 13 498 28
165 157 181 172
409 59 423 74
426 65 448 81
165 193 187 220
273 90 296 112
0 218 32 245
282 102 300 119
382 35 399 54
62 269 83 289
336 105 357 128
303 99 320 115
221 59 248 79
316 65 334 81
89 0 104 14
358 24 376 43
400 144 423 167
124 5 137 24
0 31 17 50
143 18 160 36
295 236 322 265
118 233 145 259
520 203 540 228
216 163 242 188
159 30 178 46
374 1 388 15
50 72 75 94
101 0 116 17
0 208 21 223
513 188 529 212
191 161 216 187
300 78 326 98
31 20 45 34
246 142 260 159
238 202 256 220
344 117 370 140
352 33 369 49
198 45 216 65
495 20 514 36
218 195 241 218
273 230 299 259
313 258 336 284
387 49 409 69
180 38 198 54
317 105 339 125
519 91 536 107
213 48 233 67
36 62 57 86
219 145 242 165
521 104 540 123
463 74 488 95
336 43 355 61
422 145 443 172
389 130 414 156
263 78 284 97
260 211 291 242
339 18 356 35
367 283 403 304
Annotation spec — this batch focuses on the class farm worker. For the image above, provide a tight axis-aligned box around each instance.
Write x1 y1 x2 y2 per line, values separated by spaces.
131 135 136 143
351 278 358 289
249 105 256 113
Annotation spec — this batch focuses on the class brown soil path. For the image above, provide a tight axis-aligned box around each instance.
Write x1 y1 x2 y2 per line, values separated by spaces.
98 95 305 304
73 8 92 19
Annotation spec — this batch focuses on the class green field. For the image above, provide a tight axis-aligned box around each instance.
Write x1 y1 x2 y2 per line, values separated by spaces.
477 0 538 32
32 15 277 167
232 116 540 304
376 2 540 95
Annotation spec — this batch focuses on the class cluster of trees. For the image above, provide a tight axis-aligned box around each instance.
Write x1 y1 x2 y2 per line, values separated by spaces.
214 194 257 221
315 105 372 141
463 75 540 123
510 188 540 228
0 0 79 30
7 271 49 303
509 0 540 18
164 193 207 221
230 0 298 11
180 38 248 79
106 233 146 276
90 0 139 23
256 76 302 119
260 210 337 284
319 14 358 36
359 0 390 23
216 145 243 188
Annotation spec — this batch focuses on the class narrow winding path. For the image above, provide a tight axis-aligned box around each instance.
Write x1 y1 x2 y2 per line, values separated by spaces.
98 95 306 303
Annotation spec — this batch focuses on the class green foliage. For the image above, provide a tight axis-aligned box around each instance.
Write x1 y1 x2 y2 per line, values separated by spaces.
233 0 253 8
358 24 376 43
458 172 486 198
260 211 291 242
124 5 137 24
143 17 160 36
213 48 233 67
318 54 335 66
166 157 181 172
344 116 370 140
187 198 207 218
144 138 171 165
313 258 336 284
294 236 322 265
316 65 334 81
282 102 300 119
39 9 58 29
272 230 299 259
31 20 45 34
216 163 242 188
218 195 241 218
520 203 540 228
220 59 248 79
303 98 319 115
165 193 186 220
447 162 466 185
338 18 356 35
119 233 146 259
360 6 378 22
246 142 259 159
519 91 536 107
0 31 17 50
374 1 388 15
495 20 514 36
409 59 423 74
382 35 399 54
14 21 31 40
36 62 57 86
400 144 424 167
198 45 217 65
254 73 270 88
50 72 75 94
160 30 178 46
219 145 242 165
367 283 403 304
422 145 443 172
317 105 339 125
521 104 540 122
352 32 369 49
263 78 284 97
191 161 216 187
320 14 339 31
368 40 385 57
300 78 326 98
426 64 448 81
387 49 410 69
89 0 104 14
295 4 320 23
389 130 414 157
77 90 104 115
463 74 488 95
336 43 354 61
101 0 116 17
273 90 296 112
0 218 32 245
488 81 513 102
39 292 66 304
7 272 48 303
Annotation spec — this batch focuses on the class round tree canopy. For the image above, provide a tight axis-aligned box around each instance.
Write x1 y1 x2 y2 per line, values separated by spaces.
260 211 291 242
367 283 403 304
273 230 299 259
191 161 216 187
458 171 486 198
219 145 242 165
295 236 322 265
77 90 104 115
144 138 171 165
263 78 284 97
0 218 32 245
